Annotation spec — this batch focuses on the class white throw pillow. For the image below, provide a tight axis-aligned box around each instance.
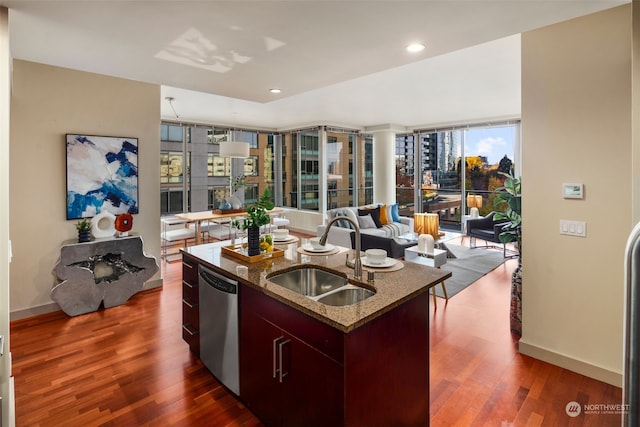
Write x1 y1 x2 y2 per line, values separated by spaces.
357 214 377 229
386 204 394 223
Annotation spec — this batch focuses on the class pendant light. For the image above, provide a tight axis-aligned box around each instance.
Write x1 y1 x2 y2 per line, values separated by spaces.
220 112 250 158
219 140 249 158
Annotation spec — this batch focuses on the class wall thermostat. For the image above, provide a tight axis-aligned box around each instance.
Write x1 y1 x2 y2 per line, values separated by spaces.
563 183 584 199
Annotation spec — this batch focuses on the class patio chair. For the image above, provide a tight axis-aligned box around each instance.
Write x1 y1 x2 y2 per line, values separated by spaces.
466 212 516 257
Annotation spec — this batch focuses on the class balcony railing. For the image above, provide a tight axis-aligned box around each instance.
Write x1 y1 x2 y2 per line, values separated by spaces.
397 187 497 230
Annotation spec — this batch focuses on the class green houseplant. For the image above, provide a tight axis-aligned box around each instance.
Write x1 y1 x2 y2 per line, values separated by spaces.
240 189 275 256
76 218 92 243
492 172 522 336
493 172 521 250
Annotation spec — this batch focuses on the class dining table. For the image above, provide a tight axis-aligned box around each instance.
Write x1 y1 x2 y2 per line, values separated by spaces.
175 208 282 245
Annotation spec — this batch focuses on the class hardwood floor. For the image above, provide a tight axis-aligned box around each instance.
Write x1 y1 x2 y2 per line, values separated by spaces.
11 235 622 426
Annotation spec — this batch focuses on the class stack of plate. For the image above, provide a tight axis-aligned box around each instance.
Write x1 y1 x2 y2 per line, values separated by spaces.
301 243 335 253
361 257 397 268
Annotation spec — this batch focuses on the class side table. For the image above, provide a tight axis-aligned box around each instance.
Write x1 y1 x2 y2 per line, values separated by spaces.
52 236 159 316
404 246 449 307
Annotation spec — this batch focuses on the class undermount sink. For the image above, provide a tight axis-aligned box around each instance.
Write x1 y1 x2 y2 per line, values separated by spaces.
266 267 347 296
266 267 376 306
316 285 375 307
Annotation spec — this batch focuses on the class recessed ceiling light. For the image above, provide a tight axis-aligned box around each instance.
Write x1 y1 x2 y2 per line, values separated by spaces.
406 43 425 53
269 88 282 94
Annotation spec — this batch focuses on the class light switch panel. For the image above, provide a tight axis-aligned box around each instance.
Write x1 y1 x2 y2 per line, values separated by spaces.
560 220 587 237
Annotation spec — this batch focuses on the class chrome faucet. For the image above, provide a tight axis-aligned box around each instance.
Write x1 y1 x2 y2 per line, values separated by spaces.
320 216 362 280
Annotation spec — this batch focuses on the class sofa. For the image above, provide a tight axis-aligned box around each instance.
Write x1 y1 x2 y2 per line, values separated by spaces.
317 204 414 248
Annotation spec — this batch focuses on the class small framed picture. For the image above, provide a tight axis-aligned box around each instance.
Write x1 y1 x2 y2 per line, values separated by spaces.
563 183 584 199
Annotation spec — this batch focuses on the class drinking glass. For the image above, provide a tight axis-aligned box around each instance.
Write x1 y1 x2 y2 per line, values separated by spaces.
237 228 247 254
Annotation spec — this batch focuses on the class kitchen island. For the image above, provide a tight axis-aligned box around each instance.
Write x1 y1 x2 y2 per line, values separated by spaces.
182 240 450 427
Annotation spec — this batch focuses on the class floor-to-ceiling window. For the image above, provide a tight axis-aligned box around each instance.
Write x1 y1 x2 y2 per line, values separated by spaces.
280 127 371 212
458 124 518 219
160 123 187 215
357 134 374 206
281 131 295 208
161 122 278 215
395 134 415 217
417 130 461 226
325 128 372 209
413 121 519 229
250 132 274 205
282 128 320 211
162 121 517 222
326 132 350 209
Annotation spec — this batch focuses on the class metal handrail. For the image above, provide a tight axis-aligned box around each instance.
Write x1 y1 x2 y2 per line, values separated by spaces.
623 221 640 425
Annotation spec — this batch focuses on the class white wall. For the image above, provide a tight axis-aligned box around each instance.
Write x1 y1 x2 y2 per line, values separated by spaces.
9 60 161 318
372 130 397 206
520 4 632 386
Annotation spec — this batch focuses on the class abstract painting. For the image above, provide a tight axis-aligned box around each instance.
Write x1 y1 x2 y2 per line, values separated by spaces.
66 134 139 220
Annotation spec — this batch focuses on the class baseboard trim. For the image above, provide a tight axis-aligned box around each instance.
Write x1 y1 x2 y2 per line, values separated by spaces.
519 340 622 387
144 278 163 289
11 278 165 321
10 302 60 321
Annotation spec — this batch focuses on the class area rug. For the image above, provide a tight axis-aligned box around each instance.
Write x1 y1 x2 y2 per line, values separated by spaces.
433 243 507 298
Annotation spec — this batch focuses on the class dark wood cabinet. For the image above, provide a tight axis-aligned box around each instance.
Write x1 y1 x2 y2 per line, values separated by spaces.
181 254 200 356
240 283 430 427
240 287 343 427
181 253 430 426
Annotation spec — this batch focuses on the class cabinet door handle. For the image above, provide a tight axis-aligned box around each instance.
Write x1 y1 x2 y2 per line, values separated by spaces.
182 261 194 269
182 324 198 336
182 299 197 309
182 280 194 289
272 336 284 379
278 339 291 383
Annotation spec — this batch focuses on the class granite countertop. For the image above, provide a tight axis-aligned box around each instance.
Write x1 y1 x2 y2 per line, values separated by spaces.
183 240 451 333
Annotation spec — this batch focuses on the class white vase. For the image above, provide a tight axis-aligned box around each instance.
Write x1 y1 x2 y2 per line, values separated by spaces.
417 234 434 254
90 212 116 238
229 190 243 209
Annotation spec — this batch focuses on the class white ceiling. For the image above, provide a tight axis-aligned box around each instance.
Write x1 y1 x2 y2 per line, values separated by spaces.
1 0 628 130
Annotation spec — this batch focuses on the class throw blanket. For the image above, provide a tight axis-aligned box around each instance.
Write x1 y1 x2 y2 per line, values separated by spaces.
379 222 404 238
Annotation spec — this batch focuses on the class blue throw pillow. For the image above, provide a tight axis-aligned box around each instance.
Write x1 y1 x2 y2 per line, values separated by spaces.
335 209 353 229
391 203 400 222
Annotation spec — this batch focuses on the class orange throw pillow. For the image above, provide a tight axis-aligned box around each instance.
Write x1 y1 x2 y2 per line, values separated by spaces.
377 204 389 225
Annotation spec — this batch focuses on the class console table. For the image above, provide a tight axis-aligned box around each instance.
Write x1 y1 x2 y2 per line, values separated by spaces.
51 235 159 316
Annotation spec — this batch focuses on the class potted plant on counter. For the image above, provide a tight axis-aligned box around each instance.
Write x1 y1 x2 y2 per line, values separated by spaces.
240 188 275 256
76 218 92 243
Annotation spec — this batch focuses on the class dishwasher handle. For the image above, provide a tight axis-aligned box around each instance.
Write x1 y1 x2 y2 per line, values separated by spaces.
199 267 238 294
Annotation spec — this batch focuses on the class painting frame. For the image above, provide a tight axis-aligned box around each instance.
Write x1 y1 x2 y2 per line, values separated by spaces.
66 133 139 220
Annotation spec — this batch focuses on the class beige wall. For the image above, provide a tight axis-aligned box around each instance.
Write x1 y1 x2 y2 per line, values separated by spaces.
10 60 161 318
520 4 632 386
1 7 13 426
634 0 640 221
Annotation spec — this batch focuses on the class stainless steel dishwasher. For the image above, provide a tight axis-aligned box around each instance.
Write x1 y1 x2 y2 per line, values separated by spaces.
198 265 240 396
